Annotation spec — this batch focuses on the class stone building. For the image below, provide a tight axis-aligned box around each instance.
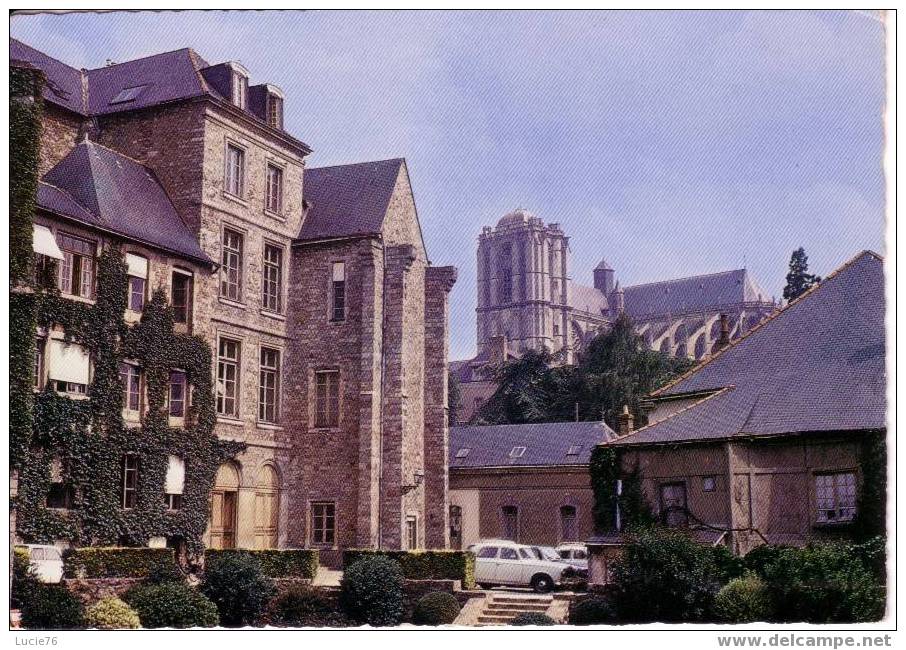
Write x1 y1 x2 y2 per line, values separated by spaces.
12 38 455 561
449 421 616 549
587 251 885 583
452 208 778 422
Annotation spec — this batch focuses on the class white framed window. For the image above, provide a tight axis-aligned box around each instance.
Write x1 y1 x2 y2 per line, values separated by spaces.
258 347 281 424
121 454 140 509
169 370 187 418
48 339 90 396
126 253 148 312
220 228 244 301
406 515 418 550
56 232 96 298
331 262 346 321
225 144 246 197
815 472 857 523
262 243 283 313
165 455 185 511
171 269 193 324
231 71 247 109
311 502 336 546
265 164 284 214
119 362 142 413
217 337 241 417
315 370 340 428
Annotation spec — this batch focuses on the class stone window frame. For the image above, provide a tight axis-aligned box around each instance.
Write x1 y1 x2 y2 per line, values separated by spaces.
124 251 149 314
261 239 285 315
219 223 247 305
264 159 285 218
170 267 194 326
312 367 341 430
216 334 243 420
257 343 283 426
329 260 347 322
56 230 97 300
405 513 419 550
310 500 337 548
224 139 248 201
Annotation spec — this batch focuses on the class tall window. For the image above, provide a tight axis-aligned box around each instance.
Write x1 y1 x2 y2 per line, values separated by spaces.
119 363 141 413
311 502 336 546
231 72 247 109
169 371 187 418
267 94 283 129
126 253 148 312
171 270 192 324
265 164 284 214
220 228 244 301
217 338 241 417
315 370 340 428
46 457 75 509
560 505 577 542
406 515 418 550
57 233 96 298
34 338 45 390
502 505 519 541
164 455 185 511
258 347 281 424
121 454 139 509
815 472 857 523
331 262 346 321
225 144 245 197
262 244 283 313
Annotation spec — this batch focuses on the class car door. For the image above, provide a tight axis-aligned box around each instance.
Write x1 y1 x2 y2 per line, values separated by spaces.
494 545 522 585
474 545 499 584
518 547 538 584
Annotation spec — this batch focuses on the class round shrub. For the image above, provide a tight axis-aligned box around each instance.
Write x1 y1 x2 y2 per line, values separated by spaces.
340 555 405 626
85 597 141 630
20 583 85 630
569 596 616 625
713 575 774 623
511 612 556 626
412 591 461 625
201 552 276 627
124 582 219 628
270 587 336 627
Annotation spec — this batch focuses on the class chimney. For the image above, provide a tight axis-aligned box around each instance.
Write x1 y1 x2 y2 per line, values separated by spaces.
715 314 731 350
618 405 634 435
487 335 508 366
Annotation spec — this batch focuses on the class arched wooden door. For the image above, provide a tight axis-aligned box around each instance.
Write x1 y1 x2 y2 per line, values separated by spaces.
254 465 279 549
210 462 240 549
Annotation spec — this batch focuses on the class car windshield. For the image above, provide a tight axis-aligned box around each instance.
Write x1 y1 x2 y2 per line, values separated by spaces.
533 546 561 561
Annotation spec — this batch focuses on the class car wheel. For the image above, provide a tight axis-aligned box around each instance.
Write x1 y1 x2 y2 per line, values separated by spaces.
531 574 553 593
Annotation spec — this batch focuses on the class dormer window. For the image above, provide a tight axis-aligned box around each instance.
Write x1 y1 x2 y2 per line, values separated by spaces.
231 70 248 109
267 93 283 130
509 446 526 458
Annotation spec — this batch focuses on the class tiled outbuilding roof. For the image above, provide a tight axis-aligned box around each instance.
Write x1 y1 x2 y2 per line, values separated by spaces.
450 421 617 468
611 251 885 446
38 141 212 264
623 269 773 319
298 159 405 242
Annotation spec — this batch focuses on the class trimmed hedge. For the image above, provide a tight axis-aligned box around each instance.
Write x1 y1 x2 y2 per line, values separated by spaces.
63 547 178 579
343 550 475 589
124 582 219 629
205 548 319 580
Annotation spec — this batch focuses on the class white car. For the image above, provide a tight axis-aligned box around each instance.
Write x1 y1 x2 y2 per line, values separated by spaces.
469 540 574 592
17 544 65 583
555 543 589 570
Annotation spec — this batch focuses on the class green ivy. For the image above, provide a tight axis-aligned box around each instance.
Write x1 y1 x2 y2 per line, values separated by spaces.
15 246 243 557
589 446 655 533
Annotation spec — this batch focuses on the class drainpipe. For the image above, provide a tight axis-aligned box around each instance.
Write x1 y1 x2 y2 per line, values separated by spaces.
377 241 387 550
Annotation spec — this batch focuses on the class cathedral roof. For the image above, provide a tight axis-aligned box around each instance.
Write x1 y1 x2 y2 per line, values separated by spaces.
38 140 212 264
569 282 608 315
611 251 885 446
623 269 772 319
451 421 617 468
297 158 406 242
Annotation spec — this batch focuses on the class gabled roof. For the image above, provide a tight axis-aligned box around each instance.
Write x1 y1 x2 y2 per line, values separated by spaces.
611 251 886 446
450 421 617 468
10 38 86 114
297 159 405 242
38 141 211 264
623 268 772 319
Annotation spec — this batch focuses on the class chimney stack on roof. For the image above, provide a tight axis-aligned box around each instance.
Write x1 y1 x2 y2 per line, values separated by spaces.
618 405 634 435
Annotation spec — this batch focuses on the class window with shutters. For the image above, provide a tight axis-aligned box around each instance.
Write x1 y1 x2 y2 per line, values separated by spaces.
315 370 340 428
262 244 283 313
220 228 244 301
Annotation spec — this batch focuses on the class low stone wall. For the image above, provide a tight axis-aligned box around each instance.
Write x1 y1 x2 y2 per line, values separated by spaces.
64 577 143 606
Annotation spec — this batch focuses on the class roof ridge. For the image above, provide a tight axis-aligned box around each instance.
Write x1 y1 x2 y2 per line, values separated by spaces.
85 46 196 72
308 157 405 171
607 386 735 443
79 139 152 169
624 268 747 291
650 250 883 397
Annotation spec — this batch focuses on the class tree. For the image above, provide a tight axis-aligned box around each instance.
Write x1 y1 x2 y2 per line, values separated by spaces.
783 247 821 302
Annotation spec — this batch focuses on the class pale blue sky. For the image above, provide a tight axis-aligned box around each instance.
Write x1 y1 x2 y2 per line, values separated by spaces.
11 10 887 360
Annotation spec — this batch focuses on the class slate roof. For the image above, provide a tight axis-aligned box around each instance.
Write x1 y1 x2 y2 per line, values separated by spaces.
450 421 617 468
611 251 886 446
38 141 211 264
11 38 86 114
298 159 405 242
569 282 608 314
623 269 773 320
